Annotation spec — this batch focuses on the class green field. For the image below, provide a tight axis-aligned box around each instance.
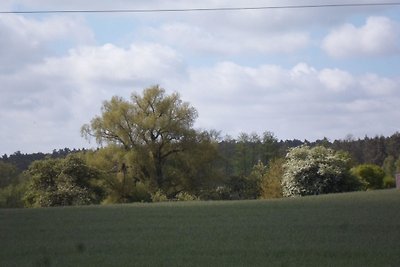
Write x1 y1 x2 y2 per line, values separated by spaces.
1 190 399 267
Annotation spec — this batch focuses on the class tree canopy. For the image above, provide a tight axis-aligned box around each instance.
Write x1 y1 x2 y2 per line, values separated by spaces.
81 85 200 191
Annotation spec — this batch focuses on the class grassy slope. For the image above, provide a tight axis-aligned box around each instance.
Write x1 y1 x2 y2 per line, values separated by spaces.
1 190 399 267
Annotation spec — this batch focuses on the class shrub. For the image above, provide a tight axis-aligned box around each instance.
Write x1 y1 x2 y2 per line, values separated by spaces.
282 146 361 197
198 186 231 200
383 176 396 188
351 164 385 190
0 183 27 208
175 191 198 201
151 190 168 202
24 155 100 207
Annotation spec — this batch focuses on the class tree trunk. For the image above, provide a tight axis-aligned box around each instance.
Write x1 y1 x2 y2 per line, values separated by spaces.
154 154 164 189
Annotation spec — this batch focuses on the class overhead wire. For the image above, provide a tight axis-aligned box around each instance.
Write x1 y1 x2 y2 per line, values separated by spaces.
1 2 400 14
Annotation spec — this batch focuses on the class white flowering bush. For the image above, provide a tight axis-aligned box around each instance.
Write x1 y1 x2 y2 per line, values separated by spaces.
175 191 198 201
282 146 361 197
151 189 168 202
24 155 99 207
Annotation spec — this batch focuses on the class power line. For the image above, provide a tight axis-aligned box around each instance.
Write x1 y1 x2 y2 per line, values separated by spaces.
1 2 400 14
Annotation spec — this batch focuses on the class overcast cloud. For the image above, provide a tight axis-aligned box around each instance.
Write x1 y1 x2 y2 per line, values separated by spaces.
1 0 400 154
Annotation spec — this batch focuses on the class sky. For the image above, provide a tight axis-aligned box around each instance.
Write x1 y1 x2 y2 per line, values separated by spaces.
1 0 400 155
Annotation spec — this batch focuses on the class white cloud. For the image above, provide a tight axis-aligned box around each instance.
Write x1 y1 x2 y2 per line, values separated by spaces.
144 22 310 55
0 14 94 71
322 16 400 58
35 43 185 87
184 61 400 139
360 73 397 96
319 69 355 92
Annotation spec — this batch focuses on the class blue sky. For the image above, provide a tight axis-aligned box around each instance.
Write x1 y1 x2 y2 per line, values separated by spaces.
1 0 400 154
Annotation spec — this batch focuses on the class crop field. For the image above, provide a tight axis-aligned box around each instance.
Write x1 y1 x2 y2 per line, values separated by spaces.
1 189 399 266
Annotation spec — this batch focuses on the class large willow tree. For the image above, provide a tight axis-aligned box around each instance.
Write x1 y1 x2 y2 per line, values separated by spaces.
81 85 198 190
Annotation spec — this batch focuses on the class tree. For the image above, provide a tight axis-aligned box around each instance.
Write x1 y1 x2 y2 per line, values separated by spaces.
162 130 223 196
0 182 27 208
260 158 284 199
0 161 19 188
24 155 100 207
84 145 154 203
261 131 279 164
242 161 265 199
235 132 251 176
282 146 361 197
227 161 268 200
81 85 198 192
351 164 385 190
382 155 396 178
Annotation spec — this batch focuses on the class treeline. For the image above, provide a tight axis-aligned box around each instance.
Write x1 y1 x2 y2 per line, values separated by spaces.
3 133 399 177
1 131 399 208
0 86 398 208
217 132 400 178
1 148 85 172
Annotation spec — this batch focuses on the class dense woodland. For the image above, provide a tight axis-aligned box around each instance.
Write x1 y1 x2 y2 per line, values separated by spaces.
1 86 399 208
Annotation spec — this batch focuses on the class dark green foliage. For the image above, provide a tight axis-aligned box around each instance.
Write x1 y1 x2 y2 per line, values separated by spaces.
1 148 83 173
217 131 280 179
24 155 100 207
351 164 385 190
225 164 265 200
0 161 19 188
0 162 29 208
0 182 27 208
382 155 396 178
227 176 251 199
1 190 399 266
331 133 400 166
198 186 231 200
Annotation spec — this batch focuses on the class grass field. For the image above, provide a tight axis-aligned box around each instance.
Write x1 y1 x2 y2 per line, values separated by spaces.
1 189 399 266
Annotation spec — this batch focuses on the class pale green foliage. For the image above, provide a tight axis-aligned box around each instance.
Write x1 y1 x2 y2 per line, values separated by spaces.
175 191 199 201
282 146 360 197
383 176 396 188
151 190 168 202
351 164 385 190
161 130 223 196
260 158 284 199
84 146 152 203
81 85 198 191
